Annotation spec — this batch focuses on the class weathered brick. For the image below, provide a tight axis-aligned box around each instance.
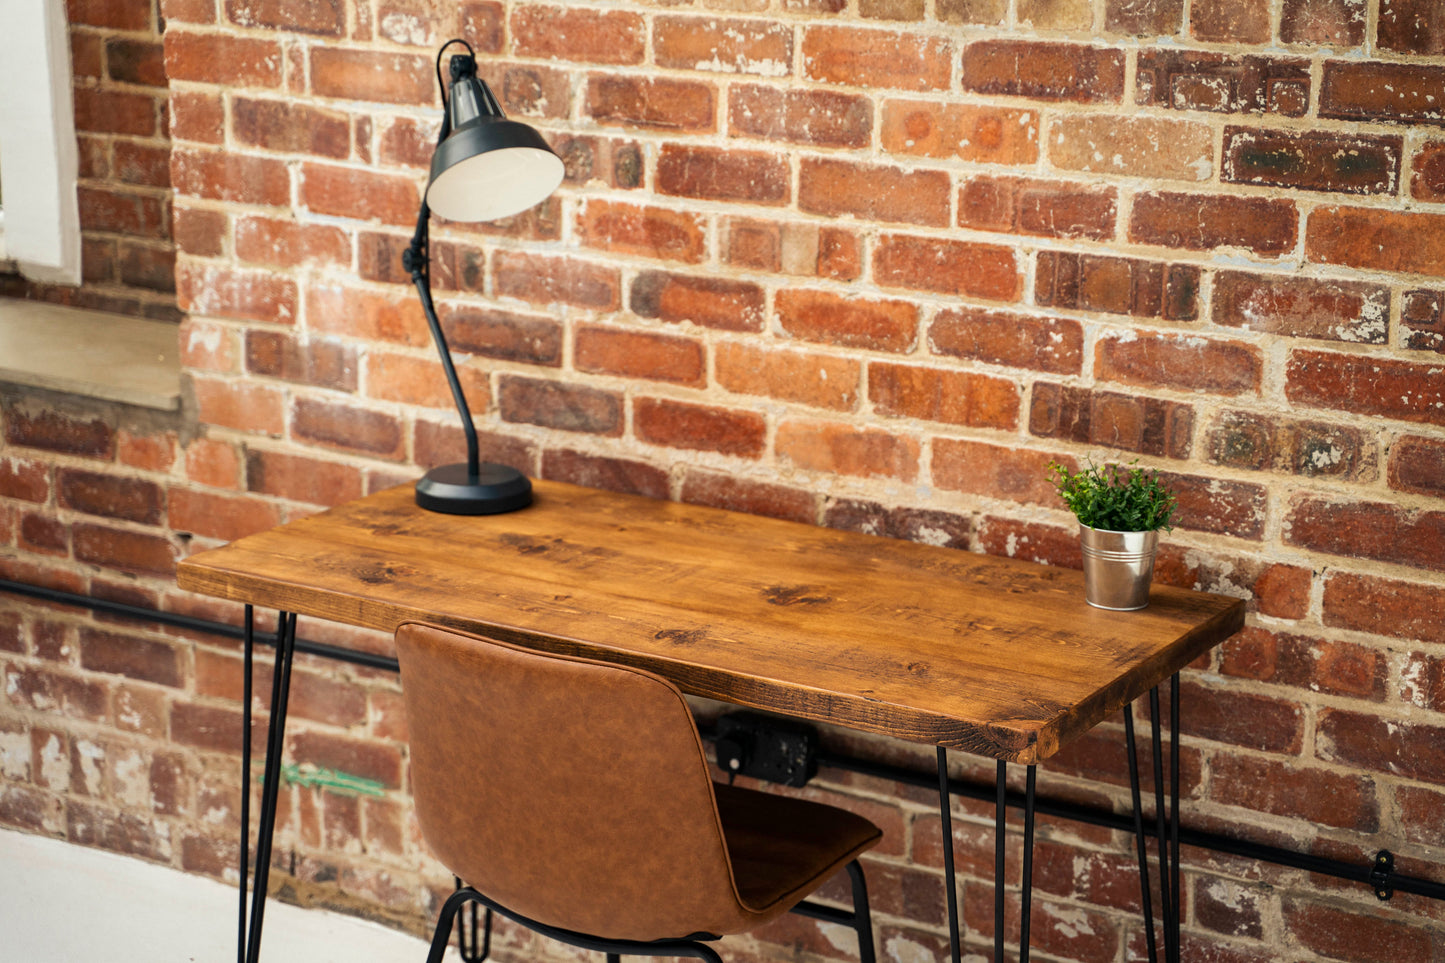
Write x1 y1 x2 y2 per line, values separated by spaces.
1180 679 1304 752
963 41 1124 103
1281 0 1367 46
930 308 1083 375
1048 115 1211 182
76 187 169 238
1205 409 1375 480
1212 270 1388 344
190 378 285 435
289 731 402 789
235 216 350 269
1286 348 1445 427
0 455 52 502
881 101 1038 165
440 305 563 367
1411 142 1445 202
584 76 716 132
860 0 925 19
1030 384 1193 459
723 219 861 280
802 26 951 91
1130 192 1297 256
1097 331 1261 396
73 523 176 577
364 351 485 410
498 376 622 436
576 200 707 264
225 0 343 35
657 145 789 206
1321 61 1445 126
1155 551 1311 619
777 420 920 481
169 91 226 145
79 628 183 688
1400 288 1445 353
171 148 290 206
655 16 793 75
1035 252 1198 320
246 448 363 507
1307 206 1445 276
933 439 1059 506
291 398 404 460
168 488 283 542
634 399 765 457
574 326 705 386
21 514 68 556
246 331 358 391
494 252 620 311
164 31 282 87
1317 707 1445 785
730 86 871 149
1287 495 1445 572
869 363 1018 431
975 517 1080 567
309 47 432 105
511 5 645 65
73 87 160 137
307 283 427 348
716 343 860 412
232 97 350 158
1018 0 1090 30
960 175 1116 240
1105 0 1183 35
1191 0 1270 43
113 142 172 189
1324 574 1445 645
874 234 1020 302
680 471 816 524
172 208 226 259
1137 51 1311 116
1223 127 1401 195
1210 755 1378 831
1379 0 1445 55
1389 435 1445 499
177 263 296 324
776 289 918 352
300 163 417 228
4 405 114 459
57 470 163 525
630 272 765 332
540 450 670 501
1154 470 1267 538
553 134 644 191
826 500 971 550
498 63 572 120
800 158 950 228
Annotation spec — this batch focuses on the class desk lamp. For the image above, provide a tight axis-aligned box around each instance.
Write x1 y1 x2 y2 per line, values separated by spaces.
404 39 564 514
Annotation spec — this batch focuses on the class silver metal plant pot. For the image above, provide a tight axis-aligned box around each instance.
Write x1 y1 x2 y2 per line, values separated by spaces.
1078 524 1159 611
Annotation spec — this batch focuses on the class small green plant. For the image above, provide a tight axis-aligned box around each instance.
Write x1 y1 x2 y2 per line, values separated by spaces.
1048 460 1177 533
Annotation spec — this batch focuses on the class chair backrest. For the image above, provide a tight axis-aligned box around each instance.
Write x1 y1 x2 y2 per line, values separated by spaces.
394 622 747 942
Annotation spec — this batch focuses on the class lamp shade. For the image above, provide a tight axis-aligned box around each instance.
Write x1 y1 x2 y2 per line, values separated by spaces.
424 73 564 223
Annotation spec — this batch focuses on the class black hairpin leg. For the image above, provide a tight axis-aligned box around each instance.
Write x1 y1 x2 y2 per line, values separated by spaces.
241 610 298 963
454 876 492 961
994 762 1037 963
936 748 962 963
1124 704 1159 963
1125 675 1183 963
238 606 253 963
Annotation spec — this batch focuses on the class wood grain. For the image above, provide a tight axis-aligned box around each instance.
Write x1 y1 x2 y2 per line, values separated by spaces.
177 480 1244 763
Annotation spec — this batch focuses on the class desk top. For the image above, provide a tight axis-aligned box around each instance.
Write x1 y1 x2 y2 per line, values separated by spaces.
177 480 1244 763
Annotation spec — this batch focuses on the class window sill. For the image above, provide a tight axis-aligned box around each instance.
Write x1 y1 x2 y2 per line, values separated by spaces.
0 299 181 411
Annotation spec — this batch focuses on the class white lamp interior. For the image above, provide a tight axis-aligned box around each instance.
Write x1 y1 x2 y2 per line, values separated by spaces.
427 146 565 223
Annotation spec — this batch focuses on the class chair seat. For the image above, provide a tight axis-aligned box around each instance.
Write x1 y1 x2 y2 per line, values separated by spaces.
714 783 882 918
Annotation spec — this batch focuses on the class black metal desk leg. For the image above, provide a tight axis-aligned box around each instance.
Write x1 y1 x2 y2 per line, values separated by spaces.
995 761 1006 963
1169 673 1181 963
1123 704 1159 963
238 606 253 963
936 748 962 963
1020 765 1036 963
243 611 298 963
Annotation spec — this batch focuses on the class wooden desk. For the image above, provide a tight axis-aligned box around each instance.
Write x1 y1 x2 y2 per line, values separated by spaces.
179 480 1244 963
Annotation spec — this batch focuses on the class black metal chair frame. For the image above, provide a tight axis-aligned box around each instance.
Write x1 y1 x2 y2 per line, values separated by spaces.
434 859 876 963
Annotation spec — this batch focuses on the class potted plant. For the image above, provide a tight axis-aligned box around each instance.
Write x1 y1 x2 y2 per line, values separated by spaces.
1048 459 1178 611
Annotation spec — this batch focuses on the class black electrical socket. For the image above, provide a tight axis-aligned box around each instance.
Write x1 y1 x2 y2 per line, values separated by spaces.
714 712 819 788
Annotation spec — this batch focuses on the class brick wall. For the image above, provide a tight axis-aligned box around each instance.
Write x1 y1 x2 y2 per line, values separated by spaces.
3 0 1445 960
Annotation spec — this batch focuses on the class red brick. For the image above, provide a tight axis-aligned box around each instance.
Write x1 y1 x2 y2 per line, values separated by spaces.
960 175 1116 240
723 220 861 280
1212 270 1387 344
224 0 343 35
1191 0 1270 42
76 187 169 238
1288 899 1439 962
1105 0 1183 34
1223 127 1401 195
657 145 789 206
288 730 402 789
177 263 296 324
496 63 572 120
574 326 705 386
778 421 920 481
1220 626 1387 701
73 87 160 137
576 200 707 264
1286 349 1445 427
1321 61 1445 125
1281 0 1367 46
776 289 918 352
440 305 563 367
1097 331 1261 396
306 283 428 348
1204 409 1375 480
729 86 870 150
246 449 364 507
4 404 115 458
634 399 765 458
962 40 1124 103
414 422 533 479
57 470 163 525
168 91 226 145
802 26 951 91
932 439 1058 505
494 252 620 311
190 378 285 435
1175 679 1304 753
1131 192 1297 256
1400 288 1445 353
172 208 226 258
291 398 404 460
1379 0 1445 53
584 76 716 132
164 31 282 87
1400 651 1445 713
1412 142 1445 202
498 376 622 436
826 500 972 550
1029 384 1193 459
300 163 418 228
1317 707 1445 785
1287 495 1445 573
169 488 283 542
931 308 1081 376
680 470 817 524
511 5 644 65
1254 563 1313 619
1137 50 1311 116
1159 470 1267 538
364 351 484 410
1390 435 1445 498
21 514 68 556
552 134 644 190
656 15 793 74
630 272 765 332
1307 205 1445 277
232 97 350 158
113 142 173 189
715 343 860 412
800 158 950 228
79 628 183 689
0 455 52 502
309 47 432 105
869 363 1018 431
171 148 289 206
1211 754 1377 831
880 101 1038 165
69 0 152 28
540 450 670 501
67 800 172 862
246 331 358 391
235 217 350 269
73 523 176 577
874 234 1020 302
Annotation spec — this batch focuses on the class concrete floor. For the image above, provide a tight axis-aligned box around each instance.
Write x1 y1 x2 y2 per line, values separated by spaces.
0 828 449 962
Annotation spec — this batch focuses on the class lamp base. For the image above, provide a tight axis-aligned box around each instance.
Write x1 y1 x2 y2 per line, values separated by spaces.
415 463 532 515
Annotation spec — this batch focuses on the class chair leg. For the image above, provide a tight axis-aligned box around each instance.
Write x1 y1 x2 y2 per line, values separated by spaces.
845 860 876 963
427 889 484 963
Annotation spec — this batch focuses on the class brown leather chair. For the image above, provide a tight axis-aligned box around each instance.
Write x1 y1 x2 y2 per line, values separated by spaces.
394 622 882 963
